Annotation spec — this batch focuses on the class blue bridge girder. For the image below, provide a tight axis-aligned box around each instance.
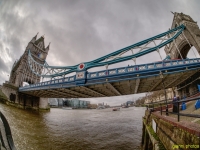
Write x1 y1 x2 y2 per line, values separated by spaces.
19 58 200 98
27 24 185 78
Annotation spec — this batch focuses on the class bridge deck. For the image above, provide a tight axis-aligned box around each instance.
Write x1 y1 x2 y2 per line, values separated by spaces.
19 58 200 98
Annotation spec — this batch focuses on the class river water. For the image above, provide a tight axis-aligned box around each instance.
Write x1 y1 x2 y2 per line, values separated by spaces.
0 103 145 150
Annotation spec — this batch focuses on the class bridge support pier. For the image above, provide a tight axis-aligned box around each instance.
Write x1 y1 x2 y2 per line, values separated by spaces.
39 98 50 111
1 82 50 111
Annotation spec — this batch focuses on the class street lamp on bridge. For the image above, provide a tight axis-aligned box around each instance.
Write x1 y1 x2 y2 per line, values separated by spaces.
160 72 168 116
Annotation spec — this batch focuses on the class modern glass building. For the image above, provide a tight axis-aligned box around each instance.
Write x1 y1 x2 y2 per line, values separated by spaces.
63 99 90 108
48 98 90 108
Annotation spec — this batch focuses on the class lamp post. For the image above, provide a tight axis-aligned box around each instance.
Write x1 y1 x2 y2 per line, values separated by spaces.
160 72 168 116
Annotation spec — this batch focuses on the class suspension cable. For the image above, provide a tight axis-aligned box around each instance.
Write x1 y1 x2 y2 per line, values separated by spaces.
131 49 136 65
157 49 163 60
168 31 183 59
173 39 183 59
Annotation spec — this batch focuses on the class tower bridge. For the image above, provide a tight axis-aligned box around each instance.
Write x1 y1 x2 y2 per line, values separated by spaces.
2 12 200 110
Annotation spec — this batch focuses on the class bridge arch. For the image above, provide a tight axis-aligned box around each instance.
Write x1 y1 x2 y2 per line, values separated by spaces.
176 40 195 59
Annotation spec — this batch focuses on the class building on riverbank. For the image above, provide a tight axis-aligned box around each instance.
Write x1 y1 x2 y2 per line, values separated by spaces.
97 102 110 109
144 88 174 104
49 98 90 108
63 98 90 109
88 104 98 109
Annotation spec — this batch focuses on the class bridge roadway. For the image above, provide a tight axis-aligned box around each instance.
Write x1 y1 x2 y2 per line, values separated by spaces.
19 58 200 98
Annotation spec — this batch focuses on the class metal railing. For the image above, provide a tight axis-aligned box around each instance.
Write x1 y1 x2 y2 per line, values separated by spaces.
146 93 200 122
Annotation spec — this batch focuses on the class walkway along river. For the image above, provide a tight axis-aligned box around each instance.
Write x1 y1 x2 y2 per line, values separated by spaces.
0 103 145 150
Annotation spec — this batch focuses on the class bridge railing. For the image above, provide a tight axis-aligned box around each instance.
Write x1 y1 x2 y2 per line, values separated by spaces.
19 58 200 90
87 58 200 79
145 93 200 122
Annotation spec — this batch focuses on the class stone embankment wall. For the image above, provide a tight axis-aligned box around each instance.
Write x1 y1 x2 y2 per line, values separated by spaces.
0 83 50 111
142 110 200 150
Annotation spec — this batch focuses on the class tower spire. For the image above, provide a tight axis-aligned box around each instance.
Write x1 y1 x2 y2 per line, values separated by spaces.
45 42 51 52
33 32 39 40
30 32 39 43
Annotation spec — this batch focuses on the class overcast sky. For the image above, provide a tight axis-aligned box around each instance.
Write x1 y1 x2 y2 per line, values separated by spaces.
1 0 200 105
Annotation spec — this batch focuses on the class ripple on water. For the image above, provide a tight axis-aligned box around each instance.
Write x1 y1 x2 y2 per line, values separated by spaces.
0 104 145 150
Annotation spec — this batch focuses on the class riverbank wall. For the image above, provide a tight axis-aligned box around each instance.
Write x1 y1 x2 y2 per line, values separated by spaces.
141 109 200 150
0 85 50 111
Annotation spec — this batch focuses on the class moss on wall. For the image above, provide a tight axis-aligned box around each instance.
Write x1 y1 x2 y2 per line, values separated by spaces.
147 125 166 150
143 117 166 150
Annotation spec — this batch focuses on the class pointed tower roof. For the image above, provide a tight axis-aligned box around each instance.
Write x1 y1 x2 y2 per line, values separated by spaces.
171 12 196 29
30 32 39 43
34 35 45 50
45 42 51 52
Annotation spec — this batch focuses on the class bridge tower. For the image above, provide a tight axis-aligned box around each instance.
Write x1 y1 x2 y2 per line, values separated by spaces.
165 12 200 97
165 12 200 59
2 34 50 110
10 33 49 87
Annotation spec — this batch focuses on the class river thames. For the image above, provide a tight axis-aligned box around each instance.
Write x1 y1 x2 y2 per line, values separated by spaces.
0 104 145 150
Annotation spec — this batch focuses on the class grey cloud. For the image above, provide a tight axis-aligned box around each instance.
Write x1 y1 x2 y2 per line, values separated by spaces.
0 43 9 73
0 0 200 104
0 57 9 73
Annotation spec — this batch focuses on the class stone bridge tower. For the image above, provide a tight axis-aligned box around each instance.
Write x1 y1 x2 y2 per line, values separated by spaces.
9 33 50 87
165 12 200 59
2 34 50 110
165 12 200 97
